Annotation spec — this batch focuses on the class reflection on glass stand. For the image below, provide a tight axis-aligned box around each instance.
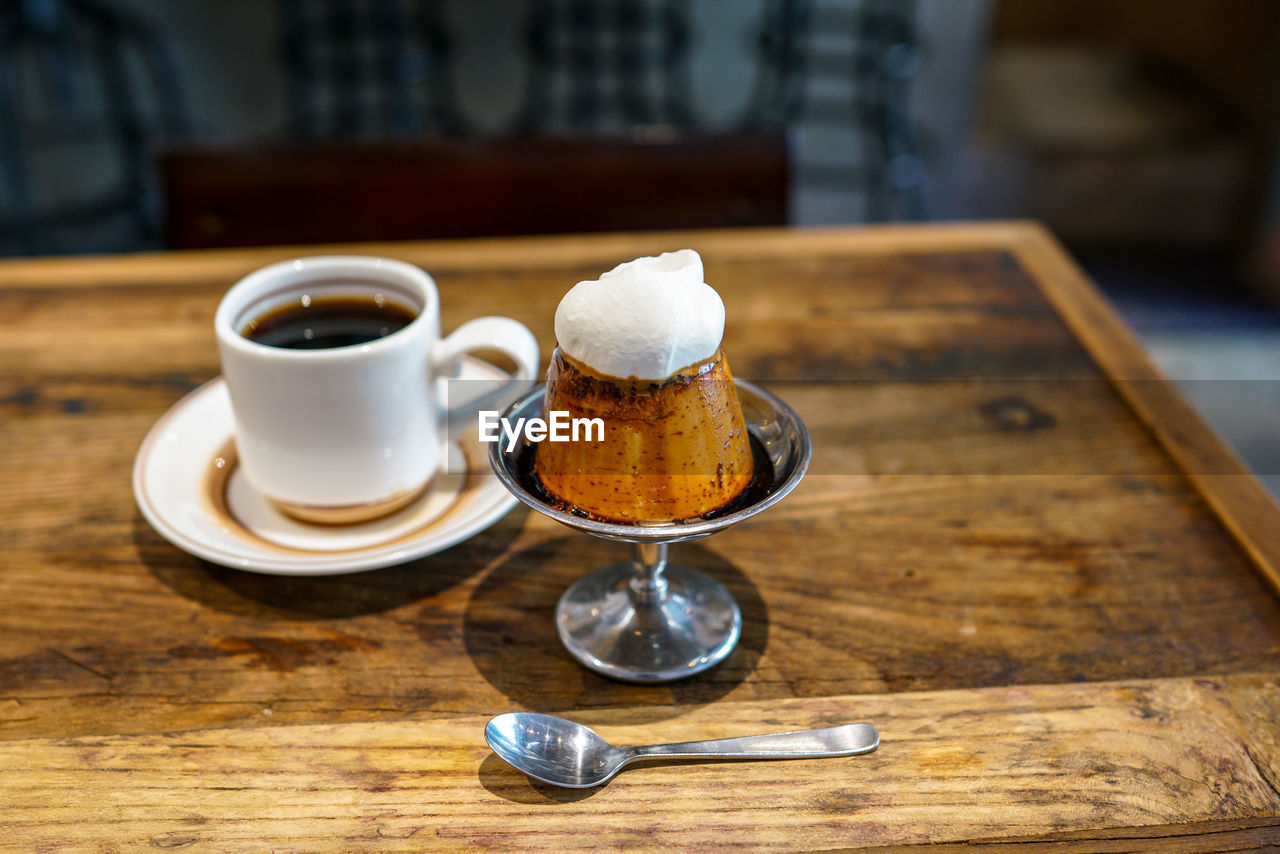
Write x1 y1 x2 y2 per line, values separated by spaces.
489 380 811 683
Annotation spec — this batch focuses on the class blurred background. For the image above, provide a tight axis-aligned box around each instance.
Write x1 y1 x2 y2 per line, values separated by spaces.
2 0 1278 492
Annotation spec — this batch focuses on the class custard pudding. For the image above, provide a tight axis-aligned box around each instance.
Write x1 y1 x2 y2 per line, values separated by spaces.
534 250 754 523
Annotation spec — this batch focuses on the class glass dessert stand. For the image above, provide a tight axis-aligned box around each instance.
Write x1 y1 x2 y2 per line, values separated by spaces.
489 380 811 683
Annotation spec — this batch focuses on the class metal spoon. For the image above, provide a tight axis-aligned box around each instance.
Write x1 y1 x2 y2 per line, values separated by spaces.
484 712 880 788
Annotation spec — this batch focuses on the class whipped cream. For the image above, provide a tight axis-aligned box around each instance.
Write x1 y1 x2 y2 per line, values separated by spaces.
553 249 725 380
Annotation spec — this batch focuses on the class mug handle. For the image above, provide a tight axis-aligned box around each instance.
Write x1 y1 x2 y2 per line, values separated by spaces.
430 316 540 418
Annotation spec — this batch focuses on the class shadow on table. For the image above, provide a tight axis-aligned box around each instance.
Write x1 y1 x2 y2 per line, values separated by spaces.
135 509 528 619
462 535 768 722
477 753 603 804
478 751 774 804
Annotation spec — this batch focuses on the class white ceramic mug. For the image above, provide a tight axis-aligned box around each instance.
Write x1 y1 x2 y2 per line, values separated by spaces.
215 256 538 523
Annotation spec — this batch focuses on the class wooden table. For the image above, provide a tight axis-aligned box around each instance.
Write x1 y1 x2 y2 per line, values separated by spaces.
3 224 1280 851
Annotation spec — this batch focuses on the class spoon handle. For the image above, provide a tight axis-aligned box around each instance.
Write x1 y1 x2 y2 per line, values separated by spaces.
628 723 879 760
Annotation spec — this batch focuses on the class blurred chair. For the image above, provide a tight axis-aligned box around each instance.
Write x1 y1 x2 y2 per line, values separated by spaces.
276 0 466 139
160 131 788 249
0 0 188 255
742 0 928 221
516 0 693 133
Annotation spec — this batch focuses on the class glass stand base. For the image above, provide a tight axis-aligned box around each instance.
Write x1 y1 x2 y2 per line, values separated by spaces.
555 561 742 683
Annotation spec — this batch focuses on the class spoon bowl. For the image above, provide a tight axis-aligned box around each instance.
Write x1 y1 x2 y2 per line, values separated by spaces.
486 712 628 788
484 712 880 789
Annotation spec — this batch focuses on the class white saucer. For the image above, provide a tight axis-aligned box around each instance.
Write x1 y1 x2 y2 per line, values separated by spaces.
133 360 520 575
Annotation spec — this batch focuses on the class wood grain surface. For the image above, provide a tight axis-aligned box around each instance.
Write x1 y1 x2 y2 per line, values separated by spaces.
2 674 1278 851
2 223 1279 849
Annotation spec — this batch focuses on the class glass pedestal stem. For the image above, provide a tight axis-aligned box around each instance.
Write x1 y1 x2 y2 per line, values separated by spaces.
554 539 742 683
629 542 669 603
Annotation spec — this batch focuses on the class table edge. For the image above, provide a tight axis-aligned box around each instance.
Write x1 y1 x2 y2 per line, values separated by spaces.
0 221 1052 288
1007 224 1280 600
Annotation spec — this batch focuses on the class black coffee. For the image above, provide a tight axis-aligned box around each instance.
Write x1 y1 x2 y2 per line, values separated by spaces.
243 295 417 349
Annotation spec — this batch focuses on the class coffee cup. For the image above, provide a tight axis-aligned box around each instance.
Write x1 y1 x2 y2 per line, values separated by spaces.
214 255 538 523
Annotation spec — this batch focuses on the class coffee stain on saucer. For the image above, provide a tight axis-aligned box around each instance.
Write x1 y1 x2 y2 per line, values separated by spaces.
198 439 487 555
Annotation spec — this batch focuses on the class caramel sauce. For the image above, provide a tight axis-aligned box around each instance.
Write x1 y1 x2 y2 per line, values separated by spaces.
517 430 775 525
532 347 756 523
